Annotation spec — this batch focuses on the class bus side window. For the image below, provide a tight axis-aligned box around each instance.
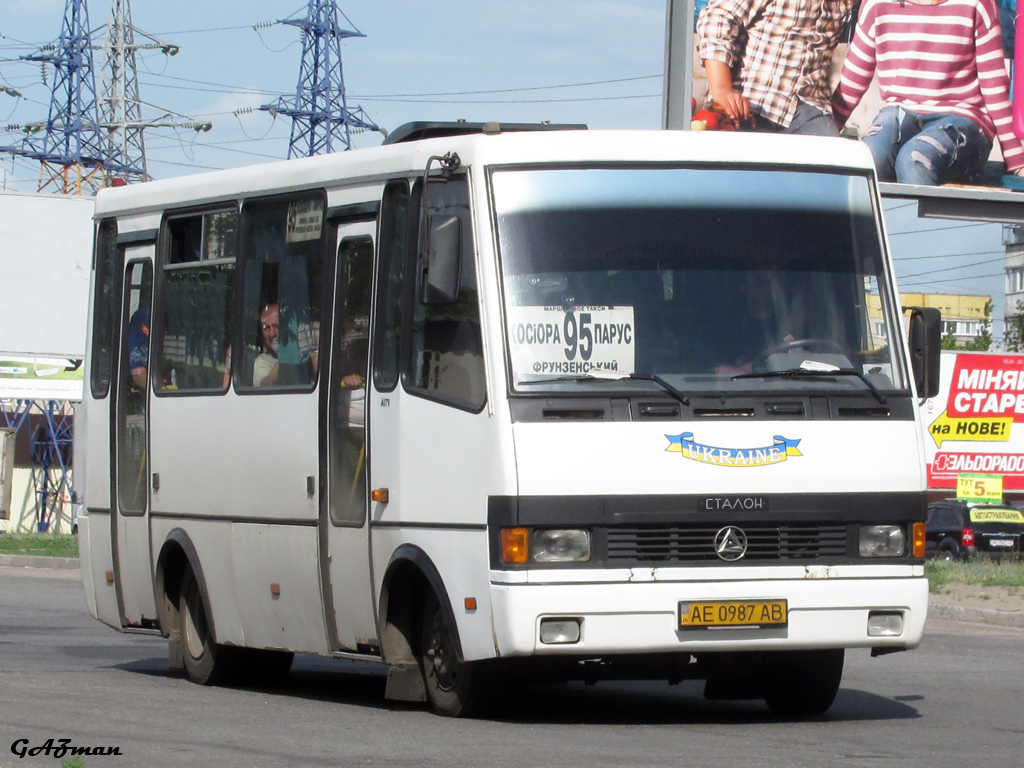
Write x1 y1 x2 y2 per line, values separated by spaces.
407 175 485 410
156 209 236 393
240 194 325 390
373 181 410 392
90 219 121 398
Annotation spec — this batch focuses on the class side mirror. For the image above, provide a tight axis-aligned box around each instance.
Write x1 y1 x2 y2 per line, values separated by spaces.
421 214 462 305
906 306 941 399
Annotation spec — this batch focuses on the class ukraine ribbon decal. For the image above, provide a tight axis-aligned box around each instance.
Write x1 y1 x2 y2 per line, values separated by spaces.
665 433 803 467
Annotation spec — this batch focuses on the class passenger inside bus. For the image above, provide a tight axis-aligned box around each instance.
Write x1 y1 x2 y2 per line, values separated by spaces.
252 302 319 387
128 306 150 389
253 303 281 387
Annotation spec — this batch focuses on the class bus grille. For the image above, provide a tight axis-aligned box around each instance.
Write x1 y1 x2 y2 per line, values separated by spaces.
606 523 849 563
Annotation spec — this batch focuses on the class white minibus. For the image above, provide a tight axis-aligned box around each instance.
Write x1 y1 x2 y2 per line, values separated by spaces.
76 122 941 717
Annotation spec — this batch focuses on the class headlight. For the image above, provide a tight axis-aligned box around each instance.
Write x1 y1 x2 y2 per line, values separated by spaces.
532 529 591 563
859 524 906 557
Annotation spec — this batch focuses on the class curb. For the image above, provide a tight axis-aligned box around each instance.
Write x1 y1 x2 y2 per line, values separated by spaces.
0 554 80 570
929 600 1024 629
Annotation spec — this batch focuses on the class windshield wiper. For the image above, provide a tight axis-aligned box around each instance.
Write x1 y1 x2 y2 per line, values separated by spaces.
731 368 887 405
628 373 690 405
518 372 690 405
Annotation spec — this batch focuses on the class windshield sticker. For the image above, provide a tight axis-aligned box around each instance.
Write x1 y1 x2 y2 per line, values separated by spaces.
665 433 803 467
508 305 635 376
285 198 323 243
969 507 1024 524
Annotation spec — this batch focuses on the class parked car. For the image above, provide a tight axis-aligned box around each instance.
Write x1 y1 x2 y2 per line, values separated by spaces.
925 499 1024 561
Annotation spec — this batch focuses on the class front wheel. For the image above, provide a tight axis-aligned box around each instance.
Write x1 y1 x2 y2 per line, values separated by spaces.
420 591 501 717
761 649 844 718
179 567 238 686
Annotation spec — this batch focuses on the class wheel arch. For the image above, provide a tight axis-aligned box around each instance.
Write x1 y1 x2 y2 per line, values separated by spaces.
377 544 462 703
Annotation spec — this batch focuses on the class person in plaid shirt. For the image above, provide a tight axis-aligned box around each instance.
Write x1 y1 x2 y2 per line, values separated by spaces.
696 0 857 134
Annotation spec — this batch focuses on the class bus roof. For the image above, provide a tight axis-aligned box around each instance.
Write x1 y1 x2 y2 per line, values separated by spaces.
93 129 879 220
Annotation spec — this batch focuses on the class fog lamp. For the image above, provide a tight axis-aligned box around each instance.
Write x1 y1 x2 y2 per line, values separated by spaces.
539 617 582 644
859 525 906 557
533 529 591 563
868 611 904 637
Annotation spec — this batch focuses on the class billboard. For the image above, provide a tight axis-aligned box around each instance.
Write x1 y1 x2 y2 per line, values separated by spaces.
921 351 1024 493
0 356 84 402
0 191 94 359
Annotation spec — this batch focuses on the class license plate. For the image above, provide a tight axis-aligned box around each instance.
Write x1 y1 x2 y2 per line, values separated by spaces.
990 539 1014 548
678 599 788 630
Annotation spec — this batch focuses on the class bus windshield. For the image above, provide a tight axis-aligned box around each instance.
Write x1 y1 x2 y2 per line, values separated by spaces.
492 166 907 397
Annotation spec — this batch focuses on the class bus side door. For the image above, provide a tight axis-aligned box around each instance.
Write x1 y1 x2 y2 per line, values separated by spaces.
113 252 157 626
322 220 378 652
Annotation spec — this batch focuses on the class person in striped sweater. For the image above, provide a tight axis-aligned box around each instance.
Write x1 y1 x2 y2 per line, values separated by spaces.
832 0 1024 186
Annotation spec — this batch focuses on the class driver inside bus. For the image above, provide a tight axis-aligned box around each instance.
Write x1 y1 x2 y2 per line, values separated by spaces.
713 271 794 376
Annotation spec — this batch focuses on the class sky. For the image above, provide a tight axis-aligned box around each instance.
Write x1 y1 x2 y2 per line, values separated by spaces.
0 0 1012 339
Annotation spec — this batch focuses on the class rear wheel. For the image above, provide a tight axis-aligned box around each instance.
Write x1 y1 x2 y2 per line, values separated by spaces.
761 649 844 718
179 567 238 685
937 540 960 561
420 591 501 717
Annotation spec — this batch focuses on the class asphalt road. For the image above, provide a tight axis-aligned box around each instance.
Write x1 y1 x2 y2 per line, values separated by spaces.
2 566 1022 768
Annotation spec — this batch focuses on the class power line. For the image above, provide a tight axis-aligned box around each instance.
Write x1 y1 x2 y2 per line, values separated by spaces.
350 74 662 98
888 221 993 236
355 93 659 104
899 272 1005 288
897 255 1007 280
894 249 1003 261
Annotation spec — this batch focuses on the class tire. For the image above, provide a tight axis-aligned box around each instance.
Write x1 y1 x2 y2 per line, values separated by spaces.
761 649 844 718
420 591 501 717
937 540 960 562
179 567 238 686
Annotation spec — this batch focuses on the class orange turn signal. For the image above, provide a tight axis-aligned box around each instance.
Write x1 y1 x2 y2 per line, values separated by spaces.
501 527 529 564
912 522 926 558
371 488 389 504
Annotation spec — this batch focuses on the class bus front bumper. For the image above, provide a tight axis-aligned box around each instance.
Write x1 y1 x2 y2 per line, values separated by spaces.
488 574 928 658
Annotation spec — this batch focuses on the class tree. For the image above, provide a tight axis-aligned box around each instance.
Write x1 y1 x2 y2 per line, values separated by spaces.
1004 300 1024 352
961 299 993 352
941 299 993 352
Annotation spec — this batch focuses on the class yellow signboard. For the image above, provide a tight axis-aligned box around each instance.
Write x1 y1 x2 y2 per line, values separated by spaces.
956 473 1004 502
929 411 1013 448
969 507 1024 524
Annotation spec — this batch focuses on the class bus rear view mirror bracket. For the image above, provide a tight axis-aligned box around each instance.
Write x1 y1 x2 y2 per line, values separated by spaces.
418 151 463 306
905 306 941 400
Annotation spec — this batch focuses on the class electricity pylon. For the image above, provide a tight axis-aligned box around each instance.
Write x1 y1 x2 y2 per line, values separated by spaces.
0 0 115 194
261 0 380 158
2 0 212 193
101 0 210 184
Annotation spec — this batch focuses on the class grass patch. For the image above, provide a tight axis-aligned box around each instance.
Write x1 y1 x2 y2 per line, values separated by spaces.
0 533 79 559
926 559 1024 593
